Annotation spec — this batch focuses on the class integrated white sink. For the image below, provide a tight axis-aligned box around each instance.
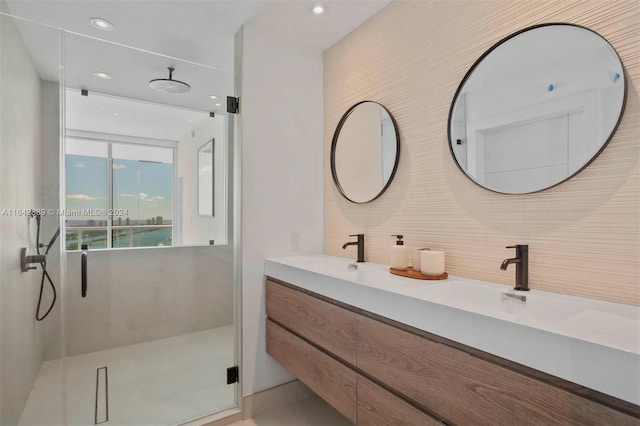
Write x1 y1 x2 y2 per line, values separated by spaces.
420 280 581 322
265 254 640 405
420 278 639 354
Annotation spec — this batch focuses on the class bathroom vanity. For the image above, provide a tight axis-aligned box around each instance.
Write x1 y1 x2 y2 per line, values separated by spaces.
264 255 640 425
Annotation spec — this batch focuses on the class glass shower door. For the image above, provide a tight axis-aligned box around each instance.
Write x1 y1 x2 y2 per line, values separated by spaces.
60 31 239 425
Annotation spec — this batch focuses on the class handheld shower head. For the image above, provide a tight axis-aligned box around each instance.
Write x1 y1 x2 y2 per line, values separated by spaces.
46 228 60 253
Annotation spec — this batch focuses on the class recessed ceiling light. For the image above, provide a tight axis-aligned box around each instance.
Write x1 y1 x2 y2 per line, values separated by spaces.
94 71 112 80
310 4 327 15
215 103 221 107
113 113 119 116
90 18 113 31
210 95 217 99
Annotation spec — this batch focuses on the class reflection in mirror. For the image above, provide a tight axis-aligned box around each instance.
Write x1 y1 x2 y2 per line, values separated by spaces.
448 24 626 194
331 101 400 203
63 31 232 247
198 139 214 217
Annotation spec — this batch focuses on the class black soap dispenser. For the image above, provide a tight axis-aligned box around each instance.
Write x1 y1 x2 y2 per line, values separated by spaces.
390 235 408 271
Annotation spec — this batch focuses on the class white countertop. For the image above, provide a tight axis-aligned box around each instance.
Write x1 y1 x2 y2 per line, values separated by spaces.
264 254 640 405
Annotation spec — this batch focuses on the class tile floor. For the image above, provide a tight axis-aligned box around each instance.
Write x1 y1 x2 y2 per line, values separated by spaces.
19 326 235 426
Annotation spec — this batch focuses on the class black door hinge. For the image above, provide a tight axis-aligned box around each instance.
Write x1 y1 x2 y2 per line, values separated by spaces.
227 366 239 384
227 96 239 114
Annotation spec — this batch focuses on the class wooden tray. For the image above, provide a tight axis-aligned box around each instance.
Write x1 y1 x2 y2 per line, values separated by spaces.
389 267 448 280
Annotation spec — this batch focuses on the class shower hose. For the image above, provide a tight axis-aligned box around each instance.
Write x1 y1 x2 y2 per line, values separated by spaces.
33 213 59 321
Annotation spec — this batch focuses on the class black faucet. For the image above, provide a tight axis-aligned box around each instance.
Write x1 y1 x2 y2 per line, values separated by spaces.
501 245 529 291
342 234 365 263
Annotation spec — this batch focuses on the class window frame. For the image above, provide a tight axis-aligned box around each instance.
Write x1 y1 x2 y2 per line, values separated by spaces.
65 130 177 250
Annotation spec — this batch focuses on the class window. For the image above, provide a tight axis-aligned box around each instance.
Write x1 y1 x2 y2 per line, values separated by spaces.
65 138 174 250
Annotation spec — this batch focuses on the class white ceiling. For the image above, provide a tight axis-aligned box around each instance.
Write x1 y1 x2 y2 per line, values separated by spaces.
5 0 391 71
65 89 209 142
247 1 391 51
4 0 267 72
4 0 390 134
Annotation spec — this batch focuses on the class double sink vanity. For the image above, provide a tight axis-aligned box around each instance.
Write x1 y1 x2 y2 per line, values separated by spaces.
264 254 640 425
270 18 638 426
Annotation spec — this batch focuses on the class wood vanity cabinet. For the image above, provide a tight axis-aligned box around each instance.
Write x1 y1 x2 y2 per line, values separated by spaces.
356 374 441 426
266 319 357 423
265 277 640 425
357 313 637 425
265 278 358 364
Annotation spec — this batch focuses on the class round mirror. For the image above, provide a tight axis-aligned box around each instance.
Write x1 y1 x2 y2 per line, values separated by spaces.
331 101 400 203
448 23 626 194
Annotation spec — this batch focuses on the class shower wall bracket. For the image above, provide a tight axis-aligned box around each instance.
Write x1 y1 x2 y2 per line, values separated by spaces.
20 247 45 272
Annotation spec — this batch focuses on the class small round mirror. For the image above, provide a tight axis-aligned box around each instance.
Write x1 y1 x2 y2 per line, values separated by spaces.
448 23 626 194
331 101 400 203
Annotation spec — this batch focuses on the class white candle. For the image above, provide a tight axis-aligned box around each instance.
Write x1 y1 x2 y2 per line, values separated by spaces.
420 250 445 276
412 248 429 272
412 248 421 271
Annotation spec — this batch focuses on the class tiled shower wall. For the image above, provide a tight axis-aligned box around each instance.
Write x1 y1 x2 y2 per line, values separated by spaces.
64 246 233 356
324 1 639 305
0 12 45 424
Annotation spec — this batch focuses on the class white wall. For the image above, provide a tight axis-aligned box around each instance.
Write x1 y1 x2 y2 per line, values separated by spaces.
177 115 228 246
0 13 44 424
239 21 324 396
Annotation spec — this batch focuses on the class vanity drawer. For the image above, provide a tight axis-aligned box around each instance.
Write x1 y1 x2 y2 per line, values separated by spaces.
266 279 357 364
266 319 357 423
357 374 441 426
356 315 638 425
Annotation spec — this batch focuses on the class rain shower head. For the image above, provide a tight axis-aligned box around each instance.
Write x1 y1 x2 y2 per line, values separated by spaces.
148 67 191 94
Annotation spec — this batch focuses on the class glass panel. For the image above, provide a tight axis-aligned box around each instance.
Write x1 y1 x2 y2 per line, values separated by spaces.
0 12 65 426
61 29 238 426
1 6 238 426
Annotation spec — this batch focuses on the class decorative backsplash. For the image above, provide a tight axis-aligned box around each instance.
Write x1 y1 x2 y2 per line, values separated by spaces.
324 0 639 305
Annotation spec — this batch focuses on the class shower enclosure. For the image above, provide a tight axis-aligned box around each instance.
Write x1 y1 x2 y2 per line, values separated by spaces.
0 12 241 426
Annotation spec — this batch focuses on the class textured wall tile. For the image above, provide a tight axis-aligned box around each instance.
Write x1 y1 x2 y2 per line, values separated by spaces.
325 0 639 305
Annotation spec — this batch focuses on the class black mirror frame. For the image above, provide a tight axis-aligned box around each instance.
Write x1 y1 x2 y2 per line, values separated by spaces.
447 22 627 195
330 100 401 204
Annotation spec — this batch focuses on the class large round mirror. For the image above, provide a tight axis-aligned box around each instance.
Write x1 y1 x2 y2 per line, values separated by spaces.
448 23 626 194
331 101 400 203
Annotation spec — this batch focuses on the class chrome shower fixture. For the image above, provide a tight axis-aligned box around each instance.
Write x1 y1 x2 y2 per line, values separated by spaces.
148 67 191 94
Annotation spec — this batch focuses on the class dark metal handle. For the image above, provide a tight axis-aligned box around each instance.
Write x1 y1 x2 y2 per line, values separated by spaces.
81 251 87 298
506 245 518 249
